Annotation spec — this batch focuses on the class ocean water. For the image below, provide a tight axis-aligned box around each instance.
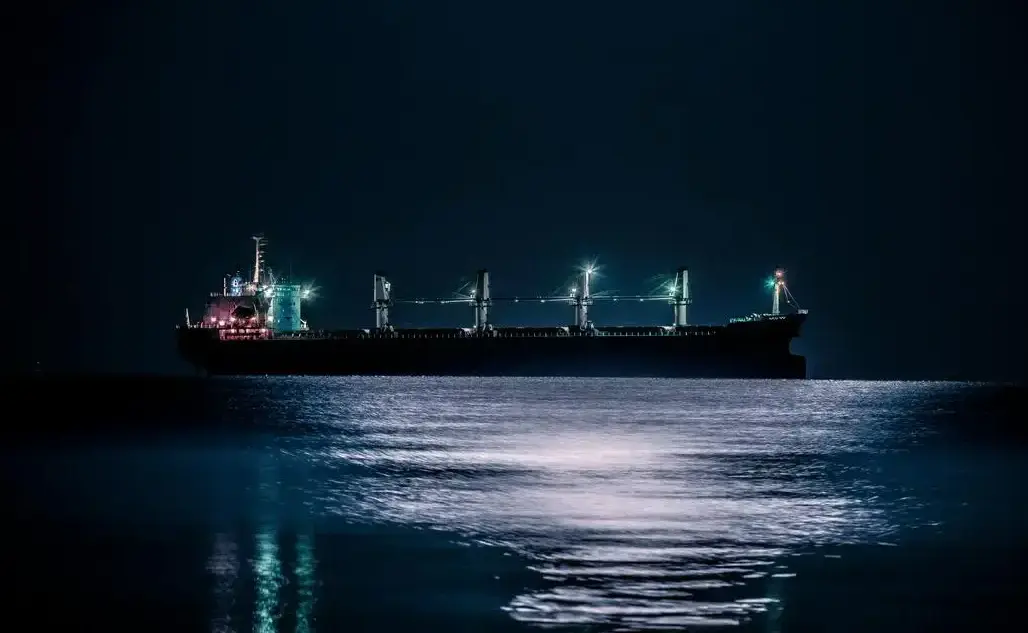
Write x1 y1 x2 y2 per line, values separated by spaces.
2 377 1025 631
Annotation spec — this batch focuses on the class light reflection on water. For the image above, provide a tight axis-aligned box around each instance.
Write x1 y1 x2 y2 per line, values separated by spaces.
206 528 316 633
294 533 316 633
18 377 1011 631
252 377 948 630
206 449 318 633
8 377 1020 631
206 533 238 633
253 527 282 633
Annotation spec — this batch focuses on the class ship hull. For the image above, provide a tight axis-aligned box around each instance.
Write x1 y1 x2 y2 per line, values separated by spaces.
177 314 807 379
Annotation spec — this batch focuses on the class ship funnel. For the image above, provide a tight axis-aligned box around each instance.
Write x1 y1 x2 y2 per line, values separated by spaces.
672 266 691 327
373 272 392 329
474 269 490 330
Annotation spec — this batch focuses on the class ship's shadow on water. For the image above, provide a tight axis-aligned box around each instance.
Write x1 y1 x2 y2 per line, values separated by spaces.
2 376 1027 631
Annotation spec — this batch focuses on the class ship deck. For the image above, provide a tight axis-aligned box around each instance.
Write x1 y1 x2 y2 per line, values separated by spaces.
184 314 803 342
278 325 724 340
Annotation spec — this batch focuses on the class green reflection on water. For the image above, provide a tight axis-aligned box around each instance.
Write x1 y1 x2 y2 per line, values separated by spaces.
254 527 283 633
295 532 316 633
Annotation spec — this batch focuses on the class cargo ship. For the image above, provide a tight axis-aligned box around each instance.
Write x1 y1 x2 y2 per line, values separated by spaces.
177 236 809 378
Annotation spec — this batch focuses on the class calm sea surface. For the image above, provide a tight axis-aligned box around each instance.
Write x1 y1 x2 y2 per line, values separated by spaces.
3 377 1026 631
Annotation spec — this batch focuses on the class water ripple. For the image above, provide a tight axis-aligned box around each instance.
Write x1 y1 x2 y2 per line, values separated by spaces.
6 377 1023 631
266 378 954 629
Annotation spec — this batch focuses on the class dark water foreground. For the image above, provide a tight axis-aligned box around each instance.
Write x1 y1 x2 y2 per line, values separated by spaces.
2 376 1026 631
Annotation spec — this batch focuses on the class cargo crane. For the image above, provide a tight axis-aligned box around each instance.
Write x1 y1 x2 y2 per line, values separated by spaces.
383 265 693 333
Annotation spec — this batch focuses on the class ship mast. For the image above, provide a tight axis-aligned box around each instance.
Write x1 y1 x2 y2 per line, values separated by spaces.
769 268 802 315
252 235 266 286
771 269 783 315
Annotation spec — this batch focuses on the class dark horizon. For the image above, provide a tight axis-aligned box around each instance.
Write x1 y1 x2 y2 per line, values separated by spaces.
9 0 1026 381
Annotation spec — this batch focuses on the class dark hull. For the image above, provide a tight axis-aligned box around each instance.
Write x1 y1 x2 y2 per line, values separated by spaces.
177 314 807 378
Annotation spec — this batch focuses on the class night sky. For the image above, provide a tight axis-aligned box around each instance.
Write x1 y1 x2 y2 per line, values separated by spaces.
10 0 1026 380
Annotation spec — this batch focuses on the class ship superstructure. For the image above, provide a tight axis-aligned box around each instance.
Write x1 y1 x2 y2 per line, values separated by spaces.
178 237 809 378
189 235 313 339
